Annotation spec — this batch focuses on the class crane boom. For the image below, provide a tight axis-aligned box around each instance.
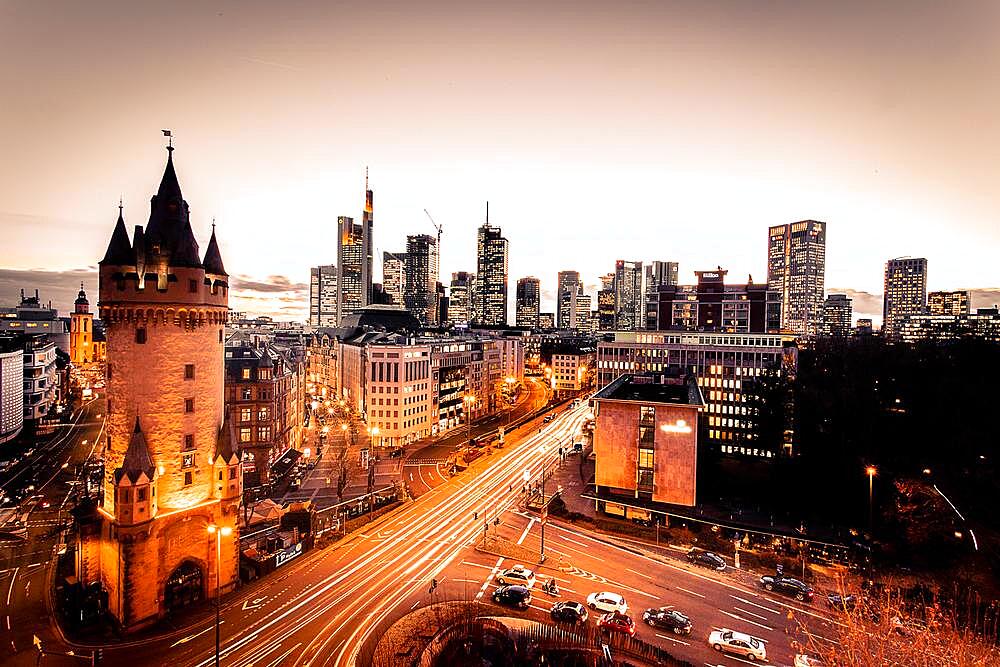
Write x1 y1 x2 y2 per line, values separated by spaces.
423 209 443 247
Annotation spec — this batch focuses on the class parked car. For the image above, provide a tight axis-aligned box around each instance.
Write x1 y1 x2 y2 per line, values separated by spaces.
708 628 767 662
794 654 826 667
543 414 554 423
642 607 693 635
550 601 588 624
496 564 536 588
826 592 857 612
598 611 636 636
759 575 814 602
586 591 628 614
492 585 531 609
686 549 726 571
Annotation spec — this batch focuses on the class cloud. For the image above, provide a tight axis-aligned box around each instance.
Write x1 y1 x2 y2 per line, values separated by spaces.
828 287 882 320
965 288 1000 310
0 267 98 315
230 274 307 294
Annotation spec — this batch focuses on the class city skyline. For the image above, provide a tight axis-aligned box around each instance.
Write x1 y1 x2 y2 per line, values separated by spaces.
3 1 1000 323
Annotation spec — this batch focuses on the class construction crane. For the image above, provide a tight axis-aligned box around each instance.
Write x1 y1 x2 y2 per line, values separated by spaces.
423 209 442 248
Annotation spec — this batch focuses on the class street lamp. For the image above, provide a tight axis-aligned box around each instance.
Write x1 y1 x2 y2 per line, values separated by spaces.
504 377 516 426
463 394 476 446
206 524 233 667
865 466 877 535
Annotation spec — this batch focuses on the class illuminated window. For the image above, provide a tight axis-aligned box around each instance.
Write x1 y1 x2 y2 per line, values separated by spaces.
239 427 251 443
182 452 195 468
240 408 251 422
257 426 271 441
241 368 251 380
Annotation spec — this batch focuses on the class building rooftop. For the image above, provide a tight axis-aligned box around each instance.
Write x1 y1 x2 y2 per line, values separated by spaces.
594 372 704 407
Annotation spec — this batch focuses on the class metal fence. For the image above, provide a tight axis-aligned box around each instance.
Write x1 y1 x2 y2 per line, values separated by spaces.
313 484 400 537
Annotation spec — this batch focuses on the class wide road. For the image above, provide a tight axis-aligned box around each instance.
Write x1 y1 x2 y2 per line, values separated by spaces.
111 401 592 667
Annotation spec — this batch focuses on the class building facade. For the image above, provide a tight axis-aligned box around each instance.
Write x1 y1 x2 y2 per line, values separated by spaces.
474 223 509 326
449 271 475 327
928 290 970 316
70 284 102 365
382 252 406 307
645 269 781 334
515 276 540 328
883 257 928 340
899 308 1000 344
614 260 644 331
556 271 580 330
0 289 70 353
645 261 679 297
309 265 338 327
551 348 595 393
404 234 439 326
0 341 23 444
821 294 853 338
21 334 58 421
597 272 616 331
77 145 240 630
767 220 827 336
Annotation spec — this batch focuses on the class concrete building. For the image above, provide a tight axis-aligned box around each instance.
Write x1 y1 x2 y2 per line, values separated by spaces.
645 261 679 297
551 346 595 394
404 234 440 326
515 276 540 328
883 257 928 340
449 271 475 327
571 287 592 333
593 373 704 513
855 318 874 336
0 289 70 353
0 340 23 444
20 334 58 421
309 265 338 327
645 269 781 334
474 221 509 326
767 220 827 336
556 271 580 330
77 144 240 630
928 290 970 316
597 331 797 458
899 308 1000 344
821 294 853 338
382 252 406 307
614 260 644 331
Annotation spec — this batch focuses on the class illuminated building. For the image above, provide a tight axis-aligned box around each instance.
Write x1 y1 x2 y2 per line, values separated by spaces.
767 220 827 336
549 343 595 393
614 260 643 331
597 272 616 331
515 276 540 328
855 318 874 336
899 308 1000 344
474 221 509 326
0 339 23 444
404 234 439 326
556 271 580 329
645 269 780 333
77 144 240 630
882 257 928 339
382 252 406 307
0 289 70 353
571 287 592 333
820 294 852 337
645 261 679 296
309 265 338 327
928 290 970 316
449 271 475 326
538 312 554 329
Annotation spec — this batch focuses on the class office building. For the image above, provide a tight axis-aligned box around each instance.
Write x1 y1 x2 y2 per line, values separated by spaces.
645 269 781 333
571 287 592 333
645 261 679 297
556 271 580 329
883 257 928 339
0 289 70 353
449 272 475 327
597 272 616 331
550 343 595 393
538 313 554 329
404 234 440 326
474 222 509 326
855 319 874 336
768 220 827 336
821 294 853 338
382 252 406 306
928 290 970 316
309 265 338 327
900 308 1000 344
0 339 23 444
614 260 644 331
516 276 541 328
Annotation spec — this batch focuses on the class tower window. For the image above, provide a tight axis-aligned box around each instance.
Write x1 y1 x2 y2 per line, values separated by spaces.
219 329 223 343
184 364 195 380
182 453 195 468
184 471 193 486
137 487 147 502
184 434 194 450
136 328 147 344
189 279 198 293
185 398 195 413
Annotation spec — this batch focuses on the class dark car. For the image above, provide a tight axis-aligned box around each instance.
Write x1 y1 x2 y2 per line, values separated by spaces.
492 585 531 610
642 607 693 635
550 601 589 623
598 611 636 636
759 575 814 602
686 549 727 571
826 592 857 612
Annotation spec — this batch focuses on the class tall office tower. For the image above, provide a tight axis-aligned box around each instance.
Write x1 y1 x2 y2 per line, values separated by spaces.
645 261 679 295
449 272 474 326
821 294 853 337
474 220 509 326
614 260 644 331
928 290 970 316
557 271 580 329
362 174 374 303
336 176 374 324
767 220 827 336
571 286 592 332
597 272 615 330
309 265 338 327
883 257 928 339
404 234 439 326
538 313 554 329
382 252 406 306
80 144 240 629
515 276 541 328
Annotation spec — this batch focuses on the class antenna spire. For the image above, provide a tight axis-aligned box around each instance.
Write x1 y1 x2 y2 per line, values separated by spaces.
486 201 489 224
365 165 369 191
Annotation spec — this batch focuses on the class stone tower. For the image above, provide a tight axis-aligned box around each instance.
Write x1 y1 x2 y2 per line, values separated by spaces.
70 283 94 364
80 144 241 630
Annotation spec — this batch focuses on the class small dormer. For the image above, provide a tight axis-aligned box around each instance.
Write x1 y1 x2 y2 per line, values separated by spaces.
113 417 158 525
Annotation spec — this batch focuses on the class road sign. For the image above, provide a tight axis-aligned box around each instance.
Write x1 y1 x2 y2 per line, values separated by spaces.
360 448 370 469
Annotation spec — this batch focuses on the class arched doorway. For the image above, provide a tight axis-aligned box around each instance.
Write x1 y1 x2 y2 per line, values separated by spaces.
164 561 203 611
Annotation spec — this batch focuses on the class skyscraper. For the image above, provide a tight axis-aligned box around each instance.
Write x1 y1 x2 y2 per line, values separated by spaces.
382 252 406 306
571 286 592 332
336 177 374 324
883 257 928 339
928 290 970 316
310 265 338 327
474 219 509 326
614 260 643 331
645 261 679 296
515 276 541 328
404 234 439 326
597 272 615 330
767 220 827 336
449 271 474 326
557 270 580 329
821 294 853 337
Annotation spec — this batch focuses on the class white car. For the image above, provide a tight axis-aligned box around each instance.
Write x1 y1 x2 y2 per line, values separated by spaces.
496 564 536 588
794 654 825 667
586 591 627 614
708 628 767 662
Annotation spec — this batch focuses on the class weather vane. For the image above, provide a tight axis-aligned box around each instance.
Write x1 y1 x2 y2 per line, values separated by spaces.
162 128 173 150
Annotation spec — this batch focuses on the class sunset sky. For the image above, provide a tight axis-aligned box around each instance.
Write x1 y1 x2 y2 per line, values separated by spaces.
2 1 999 323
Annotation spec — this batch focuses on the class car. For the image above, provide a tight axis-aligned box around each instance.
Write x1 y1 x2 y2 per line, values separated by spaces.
543 414 554 423
707 628 767 662
642 607 692 635
496 564 536 588
794 654 826 667
759 575 814 602
686 549 726 571
826 592 857 612
550 601 588 623
492 585 531 609
598 611 636 636
586 591 627 614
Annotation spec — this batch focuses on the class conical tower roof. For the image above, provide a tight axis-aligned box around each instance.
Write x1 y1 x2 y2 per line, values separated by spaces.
114 417 156 484
202 224 228 276
144 148 203 269
101 206 133 265
216 414 239 464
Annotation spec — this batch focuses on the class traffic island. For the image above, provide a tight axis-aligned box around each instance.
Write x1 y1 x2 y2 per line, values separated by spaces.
475 533 568 570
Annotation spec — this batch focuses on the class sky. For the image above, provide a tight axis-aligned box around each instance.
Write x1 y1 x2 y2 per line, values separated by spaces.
2 0 999 323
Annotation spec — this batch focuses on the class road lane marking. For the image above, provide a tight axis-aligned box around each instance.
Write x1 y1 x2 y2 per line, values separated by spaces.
654 632 690 646
720 609 774 632
627 568 654 580
676 586 706 598
730 595 780 614
732 606 770 621
517 518 536 545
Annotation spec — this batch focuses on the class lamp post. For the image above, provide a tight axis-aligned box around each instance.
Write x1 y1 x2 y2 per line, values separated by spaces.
504 376 516 426
866 466 877 535
463 394 476 446
206 524 233 667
